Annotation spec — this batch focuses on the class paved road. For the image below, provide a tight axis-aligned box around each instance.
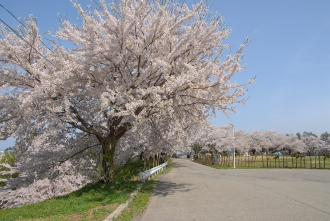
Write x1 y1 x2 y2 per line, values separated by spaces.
133 158 330 221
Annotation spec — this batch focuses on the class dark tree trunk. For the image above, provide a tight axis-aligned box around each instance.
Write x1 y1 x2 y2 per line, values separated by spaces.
101 139 117 183
99 124 129 183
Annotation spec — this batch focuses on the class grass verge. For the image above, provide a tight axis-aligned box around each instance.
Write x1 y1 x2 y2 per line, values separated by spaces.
0 160 147 221
0 180 140 221
114 159 173 221
0 160 173 221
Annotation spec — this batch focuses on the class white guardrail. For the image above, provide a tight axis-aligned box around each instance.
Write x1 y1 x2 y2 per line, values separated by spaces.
139 162 168 182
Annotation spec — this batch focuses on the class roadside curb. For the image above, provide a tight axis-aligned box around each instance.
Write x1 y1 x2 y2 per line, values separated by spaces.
103 183 143 221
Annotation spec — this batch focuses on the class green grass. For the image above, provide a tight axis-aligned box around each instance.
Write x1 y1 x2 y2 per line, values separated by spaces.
0 160 148 221
0 172 19 179
196 155 330 169
114 159 173 221
0 180 140 221
0 165 19 188
114 180 158 221
0 159 173 221
0 165 11 172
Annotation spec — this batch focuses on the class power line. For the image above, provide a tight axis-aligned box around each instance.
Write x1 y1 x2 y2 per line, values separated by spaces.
0 18 56 67
0 4 56 66
0 4 57 53
0 4 27 30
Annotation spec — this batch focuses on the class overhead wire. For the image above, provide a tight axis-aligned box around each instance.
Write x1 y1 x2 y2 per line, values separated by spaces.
0 4 57 67
0 4 57 54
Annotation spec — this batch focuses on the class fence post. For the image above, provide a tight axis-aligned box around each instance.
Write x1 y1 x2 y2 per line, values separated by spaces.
315 155 317 168
285 155 287 167
275 156 277 167
296 157 298 168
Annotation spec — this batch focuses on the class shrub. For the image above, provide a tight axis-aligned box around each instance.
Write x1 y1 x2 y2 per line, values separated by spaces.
113 160 144 182
0 151 16 167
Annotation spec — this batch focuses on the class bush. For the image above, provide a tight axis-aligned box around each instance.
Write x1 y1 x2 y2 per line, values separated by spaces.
0 151 16 167
292 151 301 158
163 158 173 169
0 172 19 179
113 160 144 182
0 153 18 190
191 143 202 154
0 165 10 172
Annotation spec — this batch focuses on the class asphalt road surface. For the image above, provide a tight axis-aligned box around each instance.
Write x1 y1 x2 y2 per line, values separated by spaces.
133 158 330 221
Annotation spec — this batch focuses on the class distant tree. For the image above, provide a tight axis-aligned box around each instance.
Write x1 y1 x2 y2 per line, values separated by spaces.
296 132 301 140
320 132 330 142
191 143 202 154
302 131 318 138
302 136 325 155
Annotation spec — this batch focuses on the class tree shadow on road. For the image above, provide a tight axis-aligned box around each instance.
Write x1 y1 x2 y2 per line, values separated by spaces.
152 181 194 197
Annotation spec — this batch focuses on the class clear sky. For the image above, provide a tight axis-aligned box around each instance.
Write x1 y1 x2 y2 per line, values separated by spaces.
0 0 329 150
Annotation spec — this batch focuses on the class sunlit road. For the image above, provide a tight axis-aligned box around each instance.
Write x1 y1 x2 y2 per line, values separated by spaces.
134 158 330 221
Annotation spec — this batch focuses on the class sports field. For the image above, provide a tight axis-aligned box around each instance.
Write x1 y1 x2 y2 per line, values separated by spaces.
196 154 330 169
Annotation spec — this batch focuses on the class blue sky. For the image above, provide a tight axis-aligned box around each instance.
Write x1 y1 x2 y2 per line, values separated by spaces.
1 0 329 150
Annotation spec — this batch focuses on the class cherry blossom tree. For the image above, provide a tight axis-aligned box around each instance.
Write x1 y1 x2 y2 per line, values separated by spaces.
302 135 325 155
282 134 306 154
0 0 252 183
320 132 330 144
189 125 246 154
192 128 307 157
0 161 88 209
